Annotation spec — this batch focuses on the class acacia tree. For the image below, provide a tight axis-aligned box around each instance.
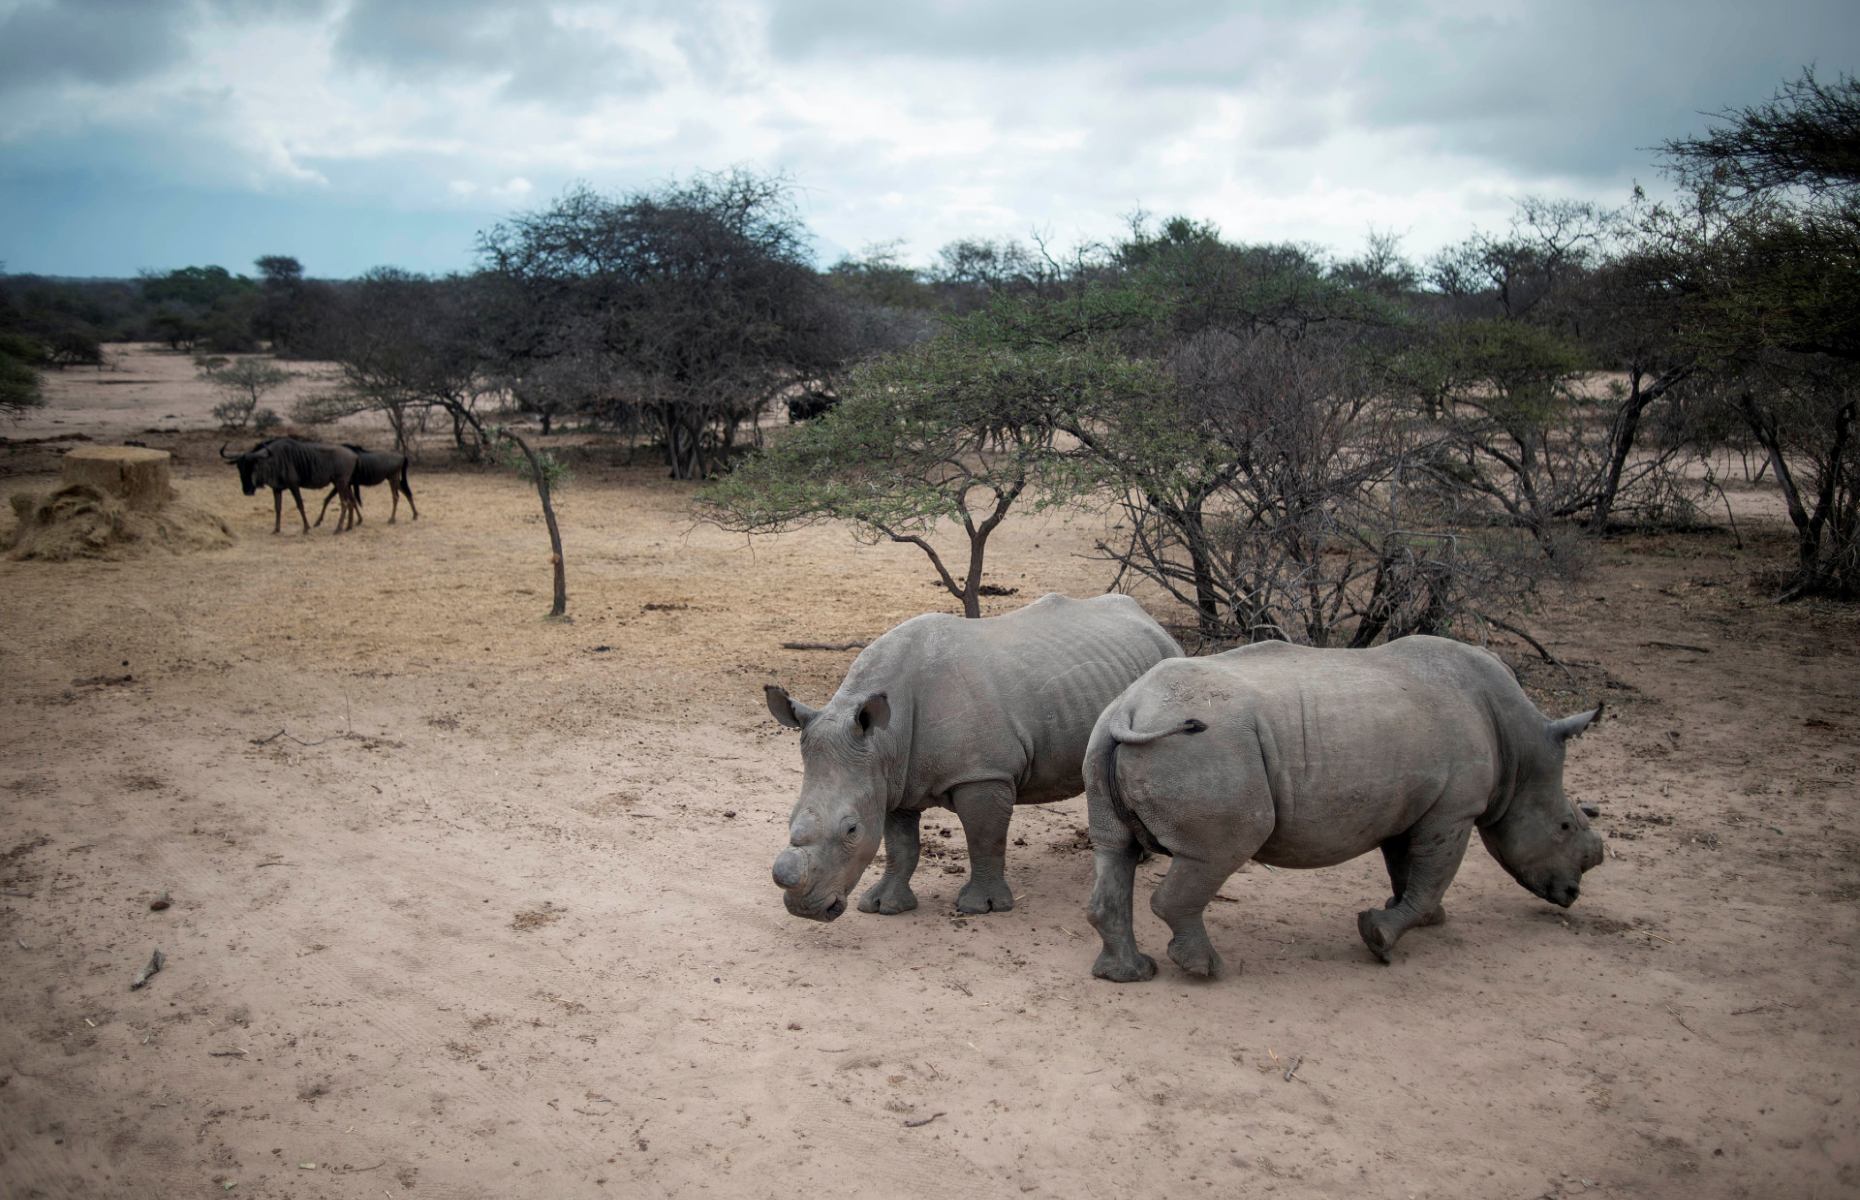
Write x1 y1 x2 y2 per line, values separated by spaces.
308 269 490 457
478 173 839 479
1649 68 1860 597
700 329 1145 617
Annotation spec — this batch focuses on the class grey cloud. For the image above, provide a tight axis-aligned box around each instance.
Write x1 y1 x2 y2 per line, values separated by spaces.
765 0 1237 62
332 0 660 102
1339 2 1860 182
0 0 191 93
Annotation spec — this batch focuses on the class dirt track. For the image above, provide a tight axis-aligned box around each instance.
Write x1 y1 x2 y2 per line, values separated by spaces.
2 348 1857 1199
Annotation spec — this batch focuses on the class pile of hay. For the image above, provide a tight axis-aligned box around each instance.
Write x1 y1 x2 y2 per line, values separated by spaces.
6 483 234 561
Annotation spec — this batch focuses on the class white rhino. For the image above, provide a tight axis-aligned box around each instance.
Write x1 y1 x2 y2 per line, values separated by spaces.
1084 636 1606 981
766 593 1181 921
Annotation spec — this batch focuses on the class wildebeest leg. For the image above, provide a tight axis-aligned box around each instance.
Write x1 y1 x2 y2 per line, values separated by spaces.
950 780 1017 913
399 475 417 521
1379 832 1446 928
1358 823 1470 964
1087 804 1155 982
290 486 310 534
857 808 921 915
271 488 283 534
1150 852 1245 979
313 486 340 528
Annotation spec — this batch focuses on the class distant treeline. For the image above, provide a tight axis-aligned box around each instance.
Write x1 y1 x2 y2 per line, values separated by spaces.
3 69 1855 604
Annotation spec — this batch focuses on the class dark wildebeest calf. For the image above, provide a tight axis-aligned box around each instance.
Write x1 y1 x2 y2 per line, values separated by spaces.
315 445 417 527
221 438 360 534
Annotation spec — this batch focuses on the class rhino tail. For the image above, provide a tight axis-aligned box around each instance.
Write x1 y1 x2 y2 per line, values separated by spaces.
1097 714 1205 859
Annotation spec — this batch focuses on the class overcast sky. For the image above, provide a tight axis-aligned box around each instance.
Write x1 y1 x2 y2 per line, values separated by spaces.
1 0 1854 279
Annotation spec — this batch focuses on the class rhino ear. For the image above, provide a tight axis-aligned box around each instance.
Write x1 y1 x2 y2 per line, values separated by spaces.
1548 703 1604 743
765 684 818 730
855 692 890 735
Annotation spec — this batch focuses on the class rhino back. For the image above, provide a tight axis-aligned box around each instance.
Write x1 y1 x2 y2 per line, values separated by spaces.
844 594 1179 806
1112 638 1518 867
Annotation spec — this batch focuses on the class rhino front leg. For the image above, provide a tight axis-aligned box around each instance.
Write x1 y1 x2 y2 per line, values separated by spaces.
1359 823 1471 963
951 781 1016 914
1378 833 1446 927
858 808 921 915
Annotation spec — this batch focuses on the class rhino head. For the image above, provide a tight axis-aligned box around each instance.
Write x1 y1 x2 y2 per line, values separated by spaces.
765 684 891 922
1478 704 1607 908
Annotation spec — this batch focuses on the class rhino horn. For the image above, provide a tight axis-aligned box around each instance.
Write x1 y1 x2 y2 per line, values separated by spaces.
1548 703 1603 743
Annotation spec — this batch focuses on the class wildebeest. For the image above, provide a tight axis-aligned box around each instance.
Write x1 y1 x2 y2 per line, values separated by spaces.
314 445 417 527
221 438 359 534
786 389 837 422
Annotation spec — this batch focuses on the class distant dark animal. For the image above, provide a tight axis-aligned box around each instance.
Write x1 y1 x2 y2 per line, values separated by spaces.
315 445 417 527
786 390 838 422
220 438 359 534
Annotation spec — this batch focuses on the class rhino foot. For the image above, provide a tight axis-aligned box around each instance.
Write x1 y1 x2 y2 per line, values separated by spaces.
1357 909 1399 963
1166 933 1225 980
1092 950 1157 983
1385 899 1447 927
857 880 918 915
956 877 1014 914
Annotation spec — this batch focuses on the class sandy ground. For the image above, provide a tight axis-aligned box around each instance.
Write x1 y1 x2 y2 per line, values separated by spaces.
1 348 1857 1199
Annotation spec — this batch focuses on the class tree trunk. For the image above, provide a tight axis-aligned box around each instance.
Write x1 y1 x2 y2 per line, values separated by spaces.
498 430 567 617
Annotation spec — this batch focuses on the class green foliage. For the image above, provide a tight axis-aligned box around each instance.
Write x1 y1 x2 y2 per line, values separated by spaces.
490 434 571 490
0 343 42 416
200 358 292 431
701 318 1158 613
1393 319 1584 429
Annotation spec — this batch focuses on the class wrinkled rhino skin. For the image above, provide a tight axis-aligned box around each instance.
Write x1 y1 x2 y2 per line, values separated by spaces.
767 593 1182 921
1084 636 1606 982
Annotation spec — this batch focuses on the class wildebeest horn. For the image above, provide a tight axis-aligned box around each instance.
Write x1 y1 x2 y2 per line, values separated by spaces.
219 443 238 460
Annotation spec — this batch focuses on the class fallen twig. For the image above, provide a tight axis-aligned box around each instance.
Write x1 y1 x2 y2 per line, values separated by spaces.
251 729 336 747
1667 1005 1706 1037
1480 613 1579 689
129 948 165 990
73 673 134 688
209 1049 249 1058
1 889 33 898
256 860 292 868
334 1163 386 1175
1282 1055 1304 1082
903 1112 945 1128
781 641 868 652
1643 640 1711 654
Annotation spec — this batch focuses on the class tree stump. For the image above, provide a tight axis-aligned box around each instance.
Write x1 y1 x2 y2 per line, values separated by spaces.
61 446 173 511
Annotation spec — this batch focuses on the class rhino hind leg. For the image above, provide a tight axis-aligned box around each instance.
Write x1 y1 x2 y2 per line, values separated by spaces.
951 782 1017 914
1359 822 1471 963
858 809 921 915
1087 818 1156 982
1150 854 1246 979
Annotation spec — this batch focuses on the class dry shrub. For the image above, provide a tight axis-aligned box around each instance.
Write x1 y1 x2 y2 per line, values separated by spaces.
5 484 234 562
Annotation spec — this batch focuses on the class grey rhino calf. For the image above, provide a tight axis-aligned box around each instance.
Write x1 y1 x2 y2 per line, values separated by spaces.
766 593 1181 921
1084 636 1606 981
